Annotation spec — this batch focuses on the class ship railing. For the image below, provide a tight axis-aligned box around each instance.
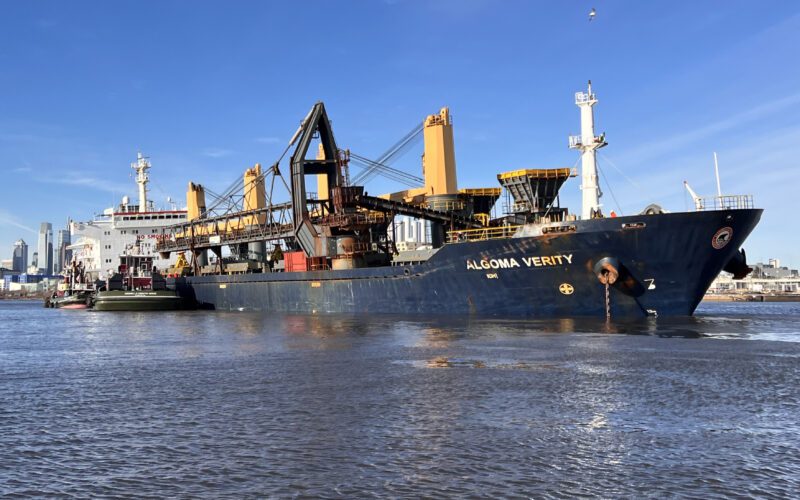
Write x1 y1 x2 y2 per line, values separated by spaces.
316 211 387 227
156 222 294 252
447 225 521 243
574 91 596 104
693 195 754 211
502 201 535 214
426 199 466 212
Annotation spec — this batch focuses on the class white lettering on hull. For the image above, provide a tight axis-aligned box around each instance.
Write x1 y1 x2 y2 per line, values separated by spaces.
466 254 574 271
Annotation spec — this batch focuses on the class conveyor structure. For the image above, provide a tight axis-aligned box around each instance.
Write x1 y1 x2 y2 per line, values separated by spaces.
497 168 576 222
156 102 495 271
155 102 584 274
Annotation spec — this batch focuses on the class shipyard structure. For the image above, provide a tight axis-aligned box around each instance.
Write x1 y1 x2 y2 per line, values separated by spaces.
152 83 761 317
709 259 800 297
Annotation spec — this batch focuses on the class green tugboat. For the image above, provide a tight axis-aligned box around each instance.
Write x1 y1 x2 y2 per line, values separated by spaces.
92 249 185 311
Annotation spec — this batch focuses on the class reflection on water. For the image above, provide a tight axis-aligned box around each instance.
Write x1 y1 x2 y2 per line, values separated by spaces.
0 300 799 497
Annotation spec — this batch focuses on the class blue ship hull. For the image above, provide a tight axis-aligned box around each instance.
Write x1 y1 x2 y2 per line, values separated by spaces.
170 209 762 317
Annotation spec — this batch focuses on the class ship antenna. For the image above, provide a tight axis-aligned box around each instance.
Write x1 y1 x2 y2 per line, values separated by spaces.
713 151 723 199
131 152 151 213
569 80 607 219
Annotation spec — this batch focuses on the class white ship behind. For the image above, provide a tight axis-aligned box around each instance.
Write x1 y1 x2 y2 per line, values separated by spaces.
68 153 188 280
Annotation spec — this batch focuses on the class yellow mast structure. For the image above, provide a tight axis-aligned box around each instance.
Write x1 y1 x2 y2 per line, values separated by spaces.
186 182 207 221
243 163 266 225
380 106 459 204
422 107 458 196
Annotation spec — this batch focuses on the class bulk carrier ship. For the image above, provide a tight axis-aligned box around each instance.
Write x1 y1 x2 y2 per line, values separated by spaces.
157 83 761 317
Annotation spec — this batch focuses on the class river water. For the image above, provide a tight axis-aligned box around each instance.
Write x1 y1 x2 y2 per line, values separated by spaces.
1 300 799 498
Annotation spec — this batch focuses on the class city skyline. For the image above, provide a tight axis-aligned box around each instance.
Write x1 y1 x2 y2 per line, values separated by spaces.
37 223 52 276
0 222 71 274
1 2 799 266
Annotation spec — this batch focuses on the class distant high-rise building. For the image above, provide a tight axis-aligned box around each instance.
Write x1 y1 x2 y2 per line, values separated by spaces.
29 251 39 275
396 219 405 242
390 216 430 251
53 229 71 274
12 239 28 272
37 222 53 275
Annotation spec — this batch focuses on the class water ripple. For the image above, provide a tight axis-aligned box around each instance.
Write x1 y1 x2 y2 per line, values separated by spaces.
0 300 799 497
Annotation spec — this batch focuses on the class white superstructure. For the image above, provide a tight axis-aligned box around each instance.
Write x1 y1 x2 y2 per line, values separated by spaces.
569 81 607 219
68 154 187 280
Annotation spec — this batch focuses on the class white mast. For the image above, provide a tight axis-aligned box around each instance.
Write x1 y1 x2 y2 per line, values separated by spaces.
131 152 151 213
569 81 607 219
713 151 722 198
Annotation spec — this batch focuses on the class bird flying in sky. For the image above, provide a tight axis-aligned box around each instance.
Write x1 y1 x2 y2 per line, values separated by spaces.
589 7 596 21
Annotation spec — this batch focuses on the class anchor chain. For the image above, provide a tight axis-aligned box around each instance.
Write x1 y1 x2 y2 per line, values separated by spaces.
594 258 619 320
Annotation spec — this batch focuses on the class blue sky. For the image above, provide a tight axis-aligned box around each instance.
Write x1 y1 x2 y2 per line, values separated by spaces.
1 1 799 267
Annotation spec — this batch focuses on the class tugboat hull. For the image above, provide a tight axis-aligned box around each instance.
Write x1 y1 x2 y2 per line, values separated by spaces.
92 291 183 311
50 292 92 310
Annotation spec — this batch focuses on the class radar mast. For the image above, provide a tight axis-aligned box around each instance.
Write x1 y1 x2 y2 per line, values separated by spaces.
131 152 151 213
569 81 607 219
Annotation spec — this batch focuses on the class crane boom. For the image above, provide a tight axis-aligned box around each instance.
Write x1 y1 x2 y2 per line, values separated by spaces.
683 181 703 210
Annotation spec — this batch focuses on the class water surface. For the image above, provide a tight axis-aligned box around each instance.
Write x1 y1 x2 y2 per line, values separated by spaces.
1 300 799 497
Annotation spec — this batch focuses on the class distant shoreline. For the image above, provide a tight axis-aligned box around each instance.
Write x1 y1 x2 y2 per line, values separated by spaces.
703 294 800 303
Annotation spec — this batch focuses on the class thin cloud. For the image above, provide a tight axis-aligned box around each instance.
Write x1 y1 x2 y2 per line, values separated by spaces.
43 173 130 195
0 209 37 234
601 124 800 214
202 148 235 158
618 92 800 164
12 167 32 173
255 136 281 145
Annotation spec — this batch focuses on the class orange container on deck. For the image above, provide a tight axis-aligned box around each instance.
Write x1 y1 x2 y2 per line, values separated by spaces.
284 251 308 272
